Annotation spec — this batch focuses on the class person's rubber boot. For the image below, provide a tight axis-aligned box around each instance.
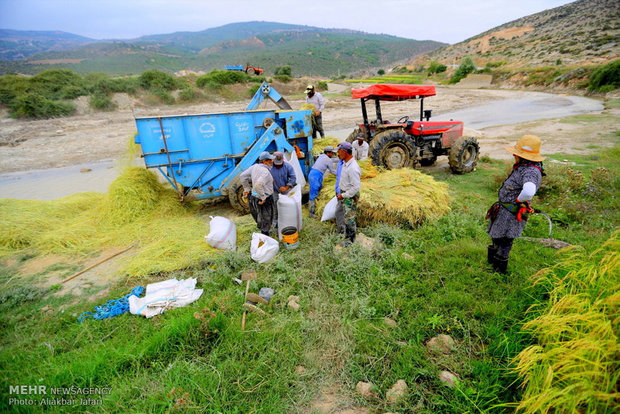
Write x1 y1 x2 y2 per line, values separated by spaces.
487 245 498 265
493 255 509 274
308 200 317 218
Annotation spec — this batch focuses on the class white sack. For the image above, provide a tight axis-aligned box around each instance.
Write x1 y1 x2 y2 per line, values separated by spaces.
250 233 279 263
321 196 338 222
284 151 306 189
129 278 203 318
277 184 303 240
205 216 237 252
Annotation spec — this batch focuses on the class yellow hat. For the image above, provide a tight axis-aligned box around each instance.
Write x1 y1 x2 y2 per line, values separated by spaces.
505 135 545 162
305 85 314 92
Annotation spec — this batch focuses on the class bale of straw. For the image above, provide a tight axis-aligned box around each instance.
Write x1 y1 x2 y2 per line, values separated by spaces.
316 164 450 227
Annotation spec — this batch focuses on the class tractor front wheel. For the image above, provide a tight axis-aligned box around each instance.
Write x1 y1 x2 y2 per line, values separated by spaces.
228 176 250 214
369 129 416 169
448 136 480 174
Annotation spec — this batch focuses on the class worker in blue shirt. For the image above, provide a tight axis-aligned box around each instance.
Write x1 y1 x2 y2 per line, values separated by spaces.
308 146 337 218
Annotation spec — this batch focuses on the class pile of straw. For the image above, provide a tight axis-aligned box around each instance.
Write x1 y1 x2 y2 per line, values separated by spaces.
0 160 228 277
311 136 341 156
316 160 450 227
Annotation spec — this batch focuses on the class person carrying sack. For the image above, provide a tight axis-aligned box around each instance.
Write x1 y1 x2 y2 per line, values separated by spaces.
486 135 546 274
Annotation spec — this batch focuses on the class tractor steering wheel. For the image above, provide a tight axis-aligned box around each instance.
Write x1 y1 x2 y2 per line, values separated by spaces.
397 116 410 123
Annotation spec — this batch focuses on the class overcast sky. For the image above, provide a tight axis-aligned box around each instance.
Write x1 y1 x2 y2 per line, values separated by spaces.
1 0 574 44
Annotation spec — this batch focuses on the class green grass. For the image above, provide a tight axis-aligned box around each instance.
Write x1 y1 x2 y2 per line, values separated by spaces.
0 145 618 412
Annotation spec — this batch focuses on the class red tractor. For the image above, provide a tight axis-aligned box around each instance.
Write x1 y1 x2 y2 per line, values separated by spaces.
347 84 479 173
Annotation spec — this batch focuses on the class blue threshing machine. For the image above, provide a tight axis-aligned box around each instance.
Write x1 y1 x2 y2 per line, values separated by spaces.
134 82 313 212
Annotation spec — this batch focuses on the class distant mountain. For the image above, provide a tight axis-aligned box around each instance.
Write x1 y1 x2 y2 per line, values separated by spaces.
0 29 96 60
411 0 620 68
0 22 446 76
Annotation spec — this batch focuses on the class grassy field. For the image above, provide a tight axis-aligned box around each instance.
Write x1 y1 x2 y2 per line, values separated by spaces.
0 138 618 411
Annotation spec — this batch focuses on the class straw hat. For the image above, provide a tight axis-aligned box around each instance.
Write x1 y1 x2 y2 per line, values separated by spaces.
505 135 545 162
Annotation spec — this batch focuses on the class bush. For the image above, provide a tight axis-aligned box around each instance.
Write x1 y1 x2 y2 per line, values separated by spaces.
427 61 447 75
178 87 201 103
588 59 620 92
150 88 175 105
274 65 292 76
247 84 260 98
29 69 85 99
59 85 86 99
317 81 328 91
10 93 75 118
274 74 292 83
449 56 476 84
89 91 116 111
377 69 385 76
139 70 177 91
196 70 247 87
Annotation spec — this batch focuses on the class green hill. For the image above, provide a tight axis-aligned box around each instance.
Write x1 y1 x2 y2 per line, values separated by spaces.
0 22 445 77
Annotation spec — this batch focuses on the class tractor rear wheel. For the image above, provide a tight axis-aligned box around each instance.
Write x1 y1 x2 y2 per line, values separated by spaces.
228 176 250 214
369 129 416 169
346 128 363 143
448 136 480 174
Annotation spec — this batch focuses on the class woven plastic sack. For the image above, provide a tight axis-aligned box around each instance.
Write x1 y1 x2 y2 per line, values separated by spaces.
250 233 279 263
205 216 237 252
321 196 338 221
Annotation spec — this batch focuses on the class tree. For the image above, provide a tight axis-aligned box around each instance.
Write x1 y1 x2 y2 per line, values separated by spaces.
377 69 385 75
274 65 292 76
427 61 447 75
449 56 476 84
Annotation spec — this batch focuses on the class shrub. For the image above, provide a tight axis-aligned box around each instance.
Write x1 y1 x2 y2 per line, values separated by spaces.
139 70 177 91
29 69 85 99
89 91 116 111
588 59 620 92
449 56 476 84
178 87 201 103
59 85 86 99
247 84 260 98
317 81 328 91
196 70 247 87
427 61 447 75
377 69 385 76
274 74 292 83
10 93 75 118
274 65 292 76
151 88 175 105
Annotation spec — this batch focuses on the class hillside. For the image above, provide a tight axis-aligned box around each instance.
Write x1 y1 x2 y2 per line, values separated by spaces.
0 29 96 60
0 22 445 76
411 0 619 69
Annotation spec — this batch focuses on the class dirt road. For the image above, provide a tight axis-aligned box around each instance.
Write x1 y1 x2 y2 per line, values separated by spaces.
0 86 613 200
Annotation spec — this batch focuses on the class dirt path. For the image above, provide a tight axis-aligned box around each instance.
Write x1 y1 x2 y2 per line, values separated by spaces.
0 87 614 200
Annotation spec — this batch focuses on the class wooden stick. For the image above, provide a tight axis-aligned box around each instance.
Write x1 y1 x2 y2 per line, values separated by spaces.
241 279 251 330
62 245 134 284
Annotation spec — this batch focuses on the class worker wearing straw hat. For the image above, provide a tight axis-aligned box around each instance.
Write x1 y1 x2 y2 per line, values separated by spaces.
305 85 325 139
335 142 361 246
308 146 337 218
240 151 276 236
486 135 546 274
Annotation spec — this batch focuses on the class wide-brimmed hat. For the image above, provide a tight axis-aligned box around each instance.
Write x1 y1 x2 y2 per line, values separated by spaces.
505 135 545 162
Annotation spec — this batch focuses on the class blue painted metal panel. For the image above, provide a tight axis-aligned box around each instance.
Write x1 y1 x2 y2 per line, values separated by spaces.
133 91 313 201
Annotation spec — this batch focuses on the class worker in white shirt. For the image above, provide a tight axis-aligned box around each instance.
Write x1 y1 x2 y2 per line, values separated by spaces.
352 136 369 160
